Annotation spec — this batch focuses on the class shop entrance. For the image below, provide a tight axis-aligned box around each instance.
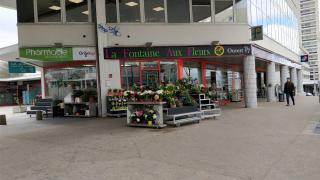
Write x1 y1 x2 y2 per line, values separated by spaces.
142 70 159 88
121 60 177 89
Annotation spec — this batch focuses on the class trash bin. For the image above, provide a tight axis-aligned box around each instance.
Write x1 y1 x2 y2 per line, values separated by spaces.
278 93 284 102
0 115 6 125
36 111 43 120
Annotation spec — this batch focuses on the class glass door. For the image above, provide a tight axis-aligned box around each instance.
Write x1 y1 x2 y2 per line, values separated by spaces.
142 70 159 89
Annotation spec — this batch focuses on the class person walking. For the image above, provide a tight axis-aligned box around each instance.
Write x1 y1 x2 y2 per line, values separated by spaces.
284 78 295 106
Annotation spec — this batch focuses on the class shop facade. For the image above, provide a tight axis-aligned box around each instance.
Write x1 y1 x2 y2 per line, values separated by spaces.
104 45 251 105
15 0 304 117
18 47 99 116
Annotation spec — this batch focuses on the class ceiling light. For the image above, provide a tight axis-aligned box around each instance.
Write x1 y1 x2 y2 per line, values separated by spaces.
82 10 89 15
153 6 164 11
49 6 61 10
69 0 84 3
125 1 138 7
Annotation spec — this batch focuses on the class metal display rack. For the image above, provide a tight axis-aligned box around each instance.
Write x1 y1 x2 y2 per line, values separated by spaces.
193 93 222 119
106 96 127 117
64 102 96 117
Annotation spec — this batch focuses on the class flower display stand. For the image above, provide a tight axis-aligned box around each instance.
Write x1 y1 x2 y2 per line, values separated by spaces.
127 102 167 129
164 106 202 127
106 96 127 117
191 93 222 119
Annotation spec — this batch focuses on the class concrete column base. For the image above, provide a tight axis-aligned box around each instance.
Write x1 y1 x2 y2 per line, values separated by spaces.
267 62 276 102
244 56 257 108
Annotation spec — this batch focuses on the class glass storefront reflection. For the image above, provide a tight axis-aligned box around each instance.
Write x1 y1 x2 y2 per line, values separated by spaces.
248 0 299 54
45 66 97 100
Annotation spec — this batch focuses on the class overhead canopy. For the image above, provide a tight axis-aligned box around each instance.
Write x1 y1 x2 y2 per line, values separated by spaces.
0 0 16 9
0 44 19 61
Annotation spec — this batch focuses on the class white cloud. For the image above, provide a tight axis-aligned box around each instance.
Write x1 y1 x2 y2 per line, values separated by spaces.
0 7 18 48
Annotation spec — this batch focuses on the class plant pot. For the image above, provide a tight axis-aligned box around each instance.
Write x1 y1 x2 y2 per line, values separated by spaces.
75 97 82 103
147 121 153 126
170 104 176 108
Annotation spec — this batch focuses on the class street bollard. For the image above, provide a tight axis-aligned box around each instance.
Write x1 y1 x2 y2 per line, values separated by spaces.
0 115 7 125
36 111 43 120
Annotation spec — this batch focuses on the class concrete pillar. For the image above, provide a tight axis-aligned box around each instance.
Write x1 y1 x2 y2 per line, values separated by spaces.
297 69 303 94
267 62 276 102
40 68 46 98
96 1 122 117
290 68 298 92
280 65 289 91
96 0 107 117
243 56 257 108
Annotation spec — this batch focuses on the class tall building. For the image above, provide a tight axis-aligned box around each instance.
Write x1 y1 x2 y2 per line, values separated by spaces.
0 0 304 116
300 0 320 81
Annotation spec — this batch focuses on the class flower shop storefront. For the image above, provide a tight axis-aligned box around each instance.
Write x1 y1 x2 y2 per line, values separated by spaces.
104 44 251 105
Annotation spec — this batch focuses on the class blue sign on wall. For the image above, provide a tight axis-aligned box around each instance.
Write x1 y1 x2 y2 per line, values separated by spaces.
8 61 36 73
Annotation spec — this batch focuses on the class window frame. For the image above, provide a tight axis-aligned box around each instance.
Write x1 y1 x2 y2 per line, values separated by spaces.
28 0 92 24
106 0 242 24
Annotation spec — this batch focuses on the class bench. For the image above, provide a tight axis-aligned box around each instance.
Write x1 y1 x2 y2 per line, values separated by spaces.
27 98 53 118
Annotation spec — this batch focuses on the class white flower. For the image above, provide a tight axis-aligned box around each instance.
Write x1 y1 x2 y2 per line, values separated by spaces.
136 118 140 122
149 110 154 113
124 91 129 96
156 90 164 94
152 114 157 119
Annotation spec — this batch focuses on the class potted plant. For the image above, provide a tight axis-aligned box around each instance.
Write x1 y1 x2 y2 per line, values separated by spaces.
119 89 124 96
168 97 176 108
154 89 164 101
113 89 119 96
73 90 84 103
107 89 113 96
144 109 157 126
130 110 144 124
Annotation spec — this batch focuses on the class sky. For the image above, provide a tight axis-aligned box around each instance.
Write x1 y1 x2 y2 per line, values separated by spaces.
0 7 18 48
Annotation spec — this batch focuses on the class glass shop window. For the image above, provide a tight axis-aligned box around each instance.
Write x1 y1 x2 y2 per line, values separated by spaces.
144 0 165 22
38 0 62 22
66 0 89 22
160 61 177 84
106 0 117 23
17 0 35 22
192 0 211 22
119 0 141 22
121 62 140 89
183 62 201 84
215 0 234 23
167 0 190 23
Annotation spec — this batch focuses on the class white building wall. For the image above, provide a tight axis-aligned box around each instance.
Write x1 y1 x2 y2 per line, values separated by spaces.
105 23 250 47
254 35 300 64
18 24 96 47
275 64 281 86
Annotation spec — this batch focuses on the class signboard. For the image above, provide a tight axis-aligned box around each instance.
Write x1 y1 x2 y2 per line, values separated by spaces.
8 61 36 73
19 47 96 61
20 47 73 61
104 45 252 59
301 54 309 62
251 26 263 41
73 47 97 60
